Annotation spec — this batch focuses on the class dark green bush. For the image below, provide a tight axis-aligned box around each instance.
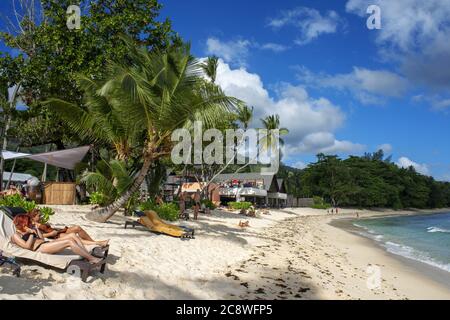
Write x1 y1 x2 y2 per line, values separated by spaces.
228 202 252 210
138 200 179 221
201 199 216 210
39 207 55 223
0 194 54 222
89 192 109 206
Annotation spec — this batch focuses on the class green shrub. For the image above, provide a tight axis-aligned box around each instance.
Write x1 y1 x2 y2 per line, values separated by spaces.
0 194 54 222
0 194 26 207
201 199 216 210
89 192 109 206
228 202 252 210
39 207 55 223
0 194 37 211
312 196 331 209
138 200 179 221
22 200 37 212
138 199 156 211
154 203 179 221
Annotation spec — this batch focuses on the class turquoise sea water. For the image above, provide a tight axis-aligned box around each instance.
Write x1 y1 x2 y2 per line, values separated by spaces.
353 212 450 273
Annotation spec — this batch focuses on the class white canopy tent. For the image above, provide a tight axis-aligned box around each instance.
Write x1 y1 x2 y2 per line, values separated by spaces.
1 146 91 170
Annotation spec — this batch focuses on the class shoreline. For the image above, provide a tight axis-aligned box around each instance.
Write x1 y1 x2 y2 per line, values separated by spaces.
329 211 450 291
219 207 450 300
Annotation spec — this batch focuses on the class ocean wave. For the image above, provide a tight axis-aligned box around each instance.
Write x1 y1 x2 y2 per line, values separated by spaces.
427 226 450 233
383 241 450 273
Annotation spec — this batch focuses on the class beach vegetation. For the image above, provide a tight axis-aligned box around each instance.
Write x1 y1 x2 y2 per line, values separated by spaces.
139 200 179 221
311 196 331 209
201 199 217 210
282 150 450 209
38 206 55 223
228 202 252 210
0 194 54 222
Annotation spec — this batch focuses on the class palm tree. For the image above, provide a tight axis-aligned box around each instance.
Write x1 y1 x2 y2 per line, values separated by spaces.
236 105 253 130
80 159 135 204
50 38 240 222
235 113 289 174
46 75 139 161
201 56 219 83
259 114 289 152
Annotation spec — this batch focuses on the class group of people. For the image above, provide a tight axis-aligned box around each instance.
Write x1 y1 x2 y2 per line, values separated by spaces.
10 208 109 265
178 190 202 220
327 207 339 214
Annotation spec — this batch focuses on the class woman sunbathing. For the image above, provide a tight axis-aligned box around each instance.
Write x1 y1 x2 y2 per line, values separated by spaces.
27 209 109 247
11 214 102 264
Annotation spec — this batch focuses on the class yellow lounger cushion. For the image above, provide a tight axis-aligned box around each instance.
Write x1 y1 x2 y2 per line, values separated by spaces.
138 210 186 238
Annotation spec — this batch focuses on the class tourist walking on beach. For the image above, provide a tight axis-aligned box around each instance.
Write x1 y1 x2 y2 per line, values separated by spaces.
193 189 201 220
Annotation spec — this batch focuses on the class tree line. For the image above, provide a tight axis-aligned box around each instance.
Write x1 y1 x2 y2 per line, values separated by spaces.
281 150 450 209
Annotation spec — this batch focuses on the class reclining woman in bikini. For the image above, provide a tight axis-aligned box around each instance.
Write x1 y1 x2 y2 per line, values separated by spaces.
27 209 109 247
11 214 103 265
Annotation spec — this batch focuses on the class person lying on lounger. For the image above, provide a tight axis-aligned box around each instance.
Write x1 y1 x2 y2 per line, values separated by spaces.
11 214 102 265
27 209 109 247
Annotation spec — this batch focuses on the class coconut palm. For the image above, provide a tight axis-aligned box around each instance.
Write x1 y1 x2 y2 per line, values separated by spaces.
236 105 253 130
80 159 135 203
259 114 289 152
45 75 139 161
201 56 219 83
50 38 240 222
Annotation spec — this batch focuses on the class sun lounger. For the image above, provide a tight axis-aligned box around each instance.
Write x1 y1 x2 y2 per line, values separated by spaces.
125 210 195 239
0 207 108 282
0 250 21 277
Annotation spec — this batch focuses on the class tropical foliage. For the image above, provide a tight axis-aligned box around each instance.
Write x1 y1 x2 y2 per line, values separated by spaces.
46 36 241 222
138 200 179 221
281 150 450 209
228 202 252 210
0 194 55 222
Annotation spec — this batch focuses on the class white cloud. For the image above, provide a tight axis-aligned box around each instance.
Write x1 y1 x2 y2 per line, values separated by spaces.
434 98 450 110
411 94 450 111
286 132 365 154
206 37 252 67
346 0 450 94
296 66 409 105
293 161 307 169
377 143 393 154
214 59 364 156
268 7 343 45
396 157 430 175
260 43 289 52
205 38 290 66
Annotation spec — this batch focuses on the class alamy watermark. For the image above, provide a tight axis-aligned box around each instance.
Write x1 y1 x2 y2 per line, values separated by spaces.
366 265 382 290
171 121 281 175
367 5 382 30
66 5 81 30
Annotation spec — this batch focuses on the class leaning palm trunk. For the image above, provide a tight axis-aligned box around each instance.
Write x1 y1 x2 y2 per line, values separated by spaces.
86 155 153 222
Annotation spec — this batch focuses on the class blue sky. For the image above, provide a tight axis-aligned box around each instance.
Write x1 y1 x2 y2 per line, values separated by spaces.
161 0 450 180
1 0 449 181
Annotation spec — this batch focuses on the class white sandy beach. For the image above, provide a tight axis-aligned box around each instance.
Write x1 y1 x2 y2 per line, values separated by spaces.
0 206 449 300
